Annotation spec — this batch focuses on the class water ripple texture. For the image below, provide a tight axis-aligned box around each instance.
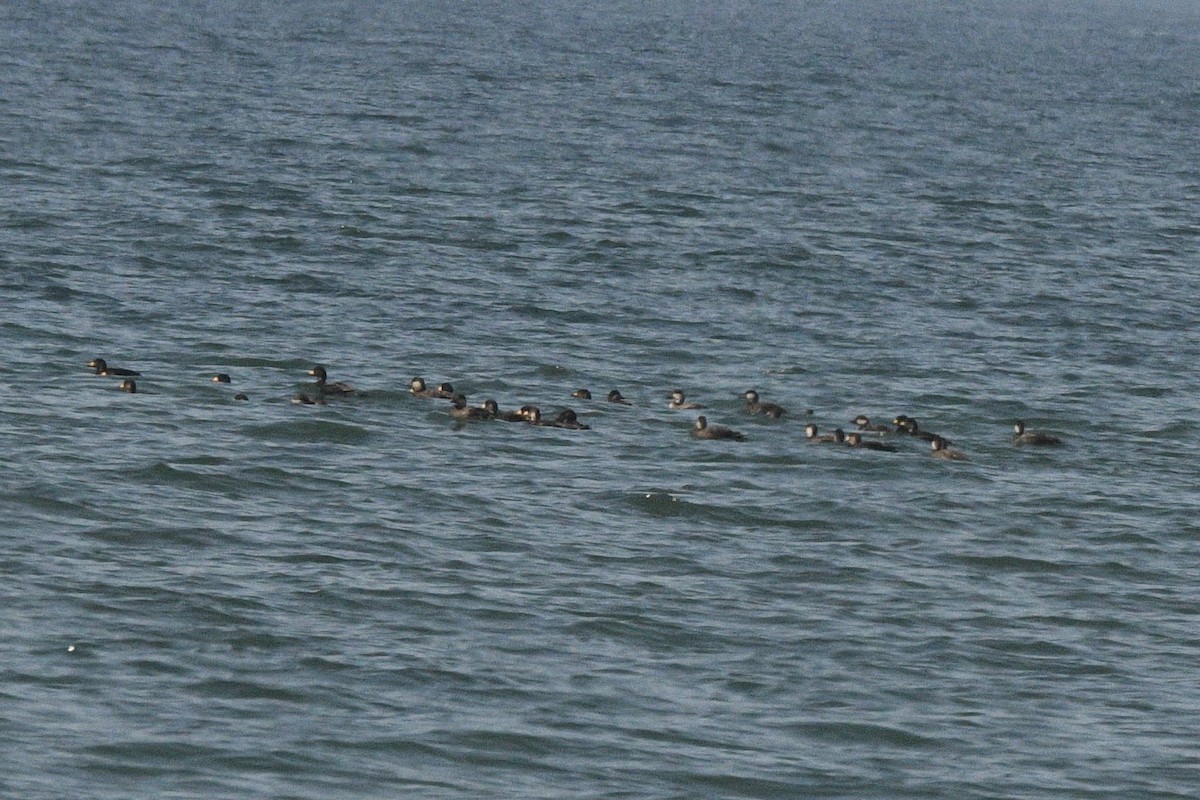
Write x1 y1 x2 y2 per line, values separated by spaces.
3 2 1200 799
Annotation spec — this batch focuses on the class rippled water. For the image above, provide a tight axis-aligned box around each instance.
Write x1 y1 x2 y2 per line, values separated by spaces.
4 1 1200 797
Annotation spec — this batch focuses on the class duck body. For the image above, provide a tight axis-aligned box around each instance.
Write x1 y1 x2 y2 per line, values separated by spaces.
895 417 951 444
607 389 631 405
522 406 555 426
482 399 525 422
931 437 967 460
667 390 704 410
88 358 140 377
308 365 355 396
692 415 745 441
572 388 592 400
743 390 785 418
805 423 844 444
410 377 437 397
449 393 491 421
410 377 454 399
851 414 890 433
551 409 590 430
1013 420 1063 446
846 432 895 451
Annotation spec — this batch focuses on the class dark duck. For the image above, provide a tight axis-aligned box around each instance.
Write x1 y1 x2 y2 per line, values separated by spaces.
308 365 355 396
88 358 140 377
743 389 785 418
692 415 746 441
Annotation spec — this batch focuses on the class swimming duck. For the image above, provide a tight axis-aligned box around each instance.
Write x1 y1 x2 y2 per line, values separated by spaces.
88 358 140 377
449 393 490 421
607 389 631 405
846 432 896 451
234 393 249 401
896 417 952 444
522 406 554 426
692 415 746 441
851 414 890 433
410 377 436 397
120 379 137 393
572 388 592 400
805 423 844 444
212 373 232 384
482 399 526 422
551 409 591 430
931 437 967 460
1013 420 1063 446
410 377 455 399
668 390 704 410
743 389 785 418
308 365 355 396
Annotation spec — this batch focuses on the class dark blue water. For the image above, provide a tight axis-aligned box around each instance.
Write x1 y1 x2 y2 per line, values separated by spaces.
4 1 1200 797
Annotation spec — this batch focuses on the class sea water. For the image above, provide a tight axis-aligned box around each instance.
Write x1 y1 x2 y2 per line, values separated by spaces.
3 1 1200 797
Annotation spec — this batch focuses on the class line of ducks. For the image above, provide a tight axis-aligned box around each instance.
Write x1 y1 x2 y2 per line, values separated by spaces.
88 358 1065 456
792 413 1062 459
415 382 797 434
